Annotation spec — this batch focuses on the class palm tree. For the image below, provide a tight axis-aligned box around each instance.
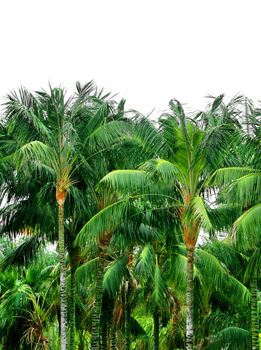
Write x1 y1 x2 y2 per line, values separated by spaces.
76 96 244 349
211 108 260 349
0 244 59 350
1 82 132 349
1 82 131 349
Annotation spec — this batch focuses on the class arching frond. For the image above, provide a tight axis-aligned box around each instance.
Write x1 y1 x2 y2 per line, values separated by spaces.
0 235 43 271
134 244 155 280
151 258 168 310
234 203 261 249
209 167 258 187
196 249 250 307
192 196 213 232
99 169 148 195
226 172 261 207
243 247 261 283
205 327 251 350
75 258 98 285
141 159 180 183
87 120 130 151
13 141 58 172
75 199 130 246
103 255 128 299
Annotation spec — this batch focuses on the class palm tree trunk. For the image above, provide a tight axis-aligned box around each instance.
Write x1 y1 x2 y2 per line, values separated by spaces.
250 269 259 350
69 266 76 350
91 255 105 350
110 325 116 350
58 202 68 350
153 309 160 350
101 313 108 350
125 283 131 350
186 246 194 350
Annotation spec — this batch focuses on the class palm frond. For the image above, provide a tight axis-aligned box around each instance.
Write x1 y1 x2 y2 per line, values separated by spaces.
75 199 130 246
13 141 58 172
134 244 155 280
75 258 98 284
103 255 128 299
209 167 258 187
226 172 261 207
99 170 149 195
192 196 213 232
151 258 168 310
141 159 180 183
196 249 250 307
0 236 43 271
205 327 250 350
234 203 261 249
87 120 130 151
243 247 261 283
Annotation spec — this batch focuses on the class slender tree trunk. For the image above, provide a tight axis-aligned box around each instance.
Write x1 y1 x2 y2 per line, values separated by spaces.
110 325 116 350
101 313 108 350
91 255 105 350
69 266 76 350
250 269 259 350
186 247 194 350
125 283 131 350
153 309 160 350
58 202 68 350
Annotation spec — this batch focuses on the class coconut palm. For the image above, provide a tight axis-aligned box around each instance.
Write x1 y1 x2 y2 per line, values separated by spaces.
211 109 261 349
1 82 131 349
76 96 245 349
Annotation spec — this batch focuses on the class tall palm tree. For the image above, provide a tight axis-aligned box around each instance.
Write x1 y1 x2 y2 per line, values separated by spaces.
211 107 260 349
1 82 130 350
76 96 243 349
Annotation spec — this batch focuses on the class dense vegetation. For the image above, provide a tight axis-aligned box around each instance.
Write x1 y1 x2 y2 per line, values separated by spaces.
0 82 260 349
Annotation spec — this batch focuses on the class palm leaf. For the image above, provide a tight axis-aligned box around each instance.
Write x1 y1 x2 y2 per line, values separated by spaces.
103 255 128 298
234 203 261 249
134 244 155 280
209 167 258 187
192 196 213 232
205 327 251 350
99 169 149 195
0 236 43 271
75 199 130 246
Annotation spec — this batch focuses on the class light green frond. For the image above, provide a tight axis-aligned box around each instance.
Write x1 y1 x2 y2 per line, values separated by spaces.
134 244 155 280
209 167 258 187
168 251 187 291
243 247 261 283
13 141 58 171
87 120 129 150
227 172 261 206
75 199 129 246
234 203 261 249
99 169 149 195
197 249 250 306
103 255 128 298
141 159 180 183
193 196 213 232
151 258 168 310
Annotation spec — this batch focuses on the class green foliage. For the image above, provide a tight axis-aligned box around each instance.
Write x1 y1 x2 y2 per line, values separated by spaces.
0 86 260 349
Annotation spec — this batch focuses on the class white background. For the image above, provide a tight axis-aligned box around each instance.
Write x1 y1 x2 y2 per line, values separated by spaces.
1 0 260 116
